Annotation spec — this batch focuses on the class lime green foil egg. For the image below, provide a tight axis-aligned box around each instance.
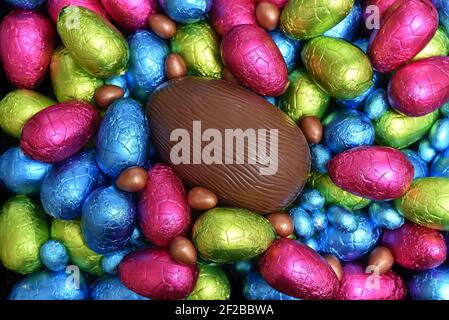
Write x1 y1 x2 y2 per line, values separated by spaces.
0 89 54 138
51 46 104 103
51 219 103 276
279 69 330 122
302 36 373 99
395 177 449 230
171 21 223 78
192 208 275 263
308 172 371 210
281 0 354 40
413 27 449 61
0 196 49 274
374 109 439 149
187 263 231 300
57 6 129 78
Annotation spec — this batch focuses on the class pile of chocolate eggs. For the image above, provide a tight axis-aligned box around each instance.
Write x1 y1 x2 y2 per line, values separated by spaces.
1 0 449 301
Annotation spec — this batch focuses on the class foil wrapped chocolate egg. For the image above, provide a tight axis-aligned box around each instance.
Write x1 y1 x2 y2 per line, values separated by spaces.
420 138 437 163
221 24 288 96
101 0 158 31
0 10 55 89
302 36 373 99
47 0 110 23
91 275 148 300
57 6 129 78
368 201 404 230
105 75 130 98
96 98 148 177
280 0 354 40
209 0 256 37
51 47 104 104
368 0 438 73
409 267 449 300
21 101 99 163
429 119 449 152
81 186 136 254
51 219 104 276
328 146 414 201
118 247 198 299
159 0 211 23
5 0 45 9
402 150 429 180
39 240 69 272
0 147 52 195
101 248 131 274
259 238 339 299
0 89 54 138
256 0 287 8
413 27 449 61
383 222 447 270
269 29 301 73
326 205 358 233
431 149 449 177
138 164 190 247
243 272 298 300
323 0 362 41
192 208 275 263
125 31 169 103
395 177 449 230
363 88 389 121
187 263 230 300
0 196 49 274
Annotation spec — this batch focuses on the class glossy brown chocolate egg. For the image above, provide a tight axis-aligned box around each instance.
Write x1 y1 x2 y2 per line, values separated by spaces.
165 53 187 80
266 212 294 237
116 166 148 192
169 236 198 266
148 14 177 39
298 116 323 144
187 186 218 210
256 2 280 31
147 77 310 213
368 246 395 275
325 254 344 281
94 85 125 109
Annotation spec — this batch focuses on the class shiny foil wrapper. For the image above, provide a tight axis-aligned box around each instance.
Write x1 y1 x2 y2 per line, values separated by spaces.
409 267 449 300
101 0 158 31
413 27 449 61
209 0 256 37
47 0 110 23
91 275 148 300
187 263 231 300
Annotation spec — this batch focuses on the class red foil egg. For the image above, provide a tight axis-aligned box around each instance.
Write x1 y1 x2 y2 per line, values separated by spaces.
259 238 339 300
0 10 55 89
368 0 438 73
221 24 288 96
209 0 257 37
328 146 414 201
100 0 158 32
20 101 99 163
138 164 191 247
388 57 449 117
383 222 447 270
118 247 198 300
47 0 110 23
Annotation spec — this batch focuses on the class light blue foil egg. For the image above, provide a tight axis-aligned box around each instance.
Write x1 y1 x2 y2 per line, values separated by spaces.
418 138 437 163
311 208 328 231
409 267 449 300
310 144 332 173
125 31 169 103
243 272 298 300
81 185 136 254
303 238 320 251
429 118 449 151
363 88 389 120
96 98 149 177
402 149 428 179
430 148 449 177
368 201 404 230
290 206 315 239
101 248 132 274
269 29 301 72
323 1 362 41
0 147 52 195
105 75 130 98
299 188 325 211
326 204 358 233
159 0 212 23
39 240 69 272
4 0 44 9
323 109 375 154
128 226 148 249
8 269 89 300
318 215 380 261
91 275 148 300
40 150 104 220
233 260 255 276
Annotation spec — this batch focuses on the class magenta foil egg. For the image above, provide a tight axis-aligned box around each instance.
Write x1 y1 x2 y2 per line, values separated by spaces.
221 24 288 97
255 0 287 9
368 0 438 73
259 238 339 300
138 164 191 247
387 57 449 117
209 0 257 37
383 222 447 270
47 0 110 23
100 0 158 32
362 0 397 21
0 10 54 89
118 248 198 300
20 101 99 163
328 146 414 201
337 263 406 300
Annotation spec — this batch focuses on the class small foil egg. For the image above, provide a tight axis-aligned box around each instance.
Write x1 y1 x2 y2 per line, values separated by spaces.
326 205 359 233
408 267 449 300
39 240 69 272
299 189 325 211
101 248 131 274
290 206 314 239
187 263 230 300
323 0 362 41
101 0 158 31
243 272 298 300
310 144 332 173
40 150 104 220
118 247 198 300
419 138 437 163
269 29 301 72
159 0 211 23
363 88 389 121
221 24 288 96
368 201 405 230
47 0 110 23
429 118 449 151
0 10 55 89
431 149 449 177
4 0 45 9
0 196 49 274
256 0 288 8
209 0 256 37
96 98 148 177
125 31 169 103
105 75 130 98
402 149 429 179
413 27 449 61
91 275 148 300
0 147 52 195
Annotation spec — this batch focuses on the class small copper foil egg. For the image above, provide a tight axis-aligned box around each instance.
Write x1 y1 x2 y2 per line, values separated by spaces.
116 166 148 193
148 13 177 39
266 212 294 237
187 186 218 211
94 85 125 109
367 246 395 275
298 116 323 144
325 254 344 281
165 53 187 80
255 2 280 31
169 236 198 266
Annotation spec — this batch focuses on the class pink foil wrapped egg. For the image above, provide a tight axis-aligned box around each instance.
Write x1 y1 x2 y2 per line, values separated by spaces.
20 101 99 163
259 238 339 300
368 0 438 73
100 0 158 32
328 146 414 201
337 263 406 300
221 24 288 97
0 10 55 89
383 222 447 270
47 0 110 23
255 0 287 9
138 164 191 247
387 57 449 117
209 0 257 37
118 248 198 299
362 0 397 21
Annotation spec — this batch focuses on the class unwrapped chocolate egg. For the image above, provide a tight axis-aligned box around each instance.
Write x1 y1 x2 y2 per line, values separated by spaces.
101 0 158 31
187 263 230 300
209 0 256 37
47 0 110 23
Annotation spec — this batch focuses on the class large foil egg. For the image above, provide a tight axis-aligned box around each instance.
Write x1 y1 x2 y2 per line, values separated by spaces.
47 0 110 23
